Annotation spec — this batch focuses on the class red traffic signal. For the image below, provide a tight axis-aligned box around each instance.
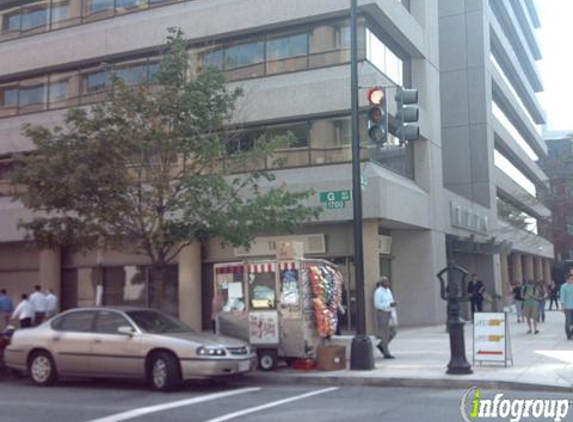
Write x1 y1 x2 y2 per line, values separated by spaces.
366 86 387 145
367 87 385 106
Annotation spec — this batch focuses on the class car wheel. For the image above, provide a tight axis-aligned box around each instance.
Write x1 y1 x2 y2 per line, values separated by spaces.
28 351 57 386
149 352 181 392
257 349 277 371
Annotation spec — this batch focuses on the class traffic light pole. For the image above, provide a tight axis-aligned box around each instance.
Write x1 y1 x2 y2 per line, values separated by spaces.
349 0 374 370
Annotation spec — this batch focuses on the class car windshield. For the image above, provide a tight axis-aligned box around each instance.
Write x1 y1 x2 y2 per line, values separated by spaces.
126 310 192 334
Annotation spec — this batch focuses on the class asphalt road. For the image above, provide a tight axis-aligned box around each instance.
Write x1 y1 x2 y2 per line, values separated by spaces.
1 376 573 422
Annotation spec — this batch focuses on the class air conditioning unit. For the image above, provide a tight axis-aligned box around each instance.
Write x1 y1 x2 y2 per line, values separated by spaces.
306 234 326 254
378 235 392 255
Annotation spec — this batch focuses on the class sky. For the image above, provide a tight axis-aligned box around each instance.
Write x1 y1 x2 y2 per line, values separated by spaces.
536 2 572 132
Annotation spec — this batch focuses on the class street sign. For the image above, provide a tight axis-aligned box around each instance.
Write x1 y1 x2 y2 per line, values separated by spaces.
319 190 352 203
325 201 346 210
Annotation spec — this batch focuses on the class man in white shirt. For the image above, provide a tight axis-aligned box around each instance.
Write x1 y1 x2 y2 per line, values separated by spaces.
29 285 48 325
45 289 58 319
11 294 34 328
373 276 397 359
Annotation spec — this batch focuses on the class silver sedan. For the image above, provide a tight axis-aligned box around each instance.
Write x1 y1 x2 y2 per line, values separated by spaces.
4 307 255 391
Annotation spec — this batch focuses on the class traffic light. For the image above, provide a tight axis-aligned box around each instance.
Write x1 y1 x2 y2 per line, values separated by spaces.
395 88 419 143
366 86 387 145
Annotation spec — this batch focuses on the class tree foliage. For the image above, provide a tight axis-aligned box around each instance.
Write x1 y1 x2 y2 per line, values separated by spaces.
11 29 321 300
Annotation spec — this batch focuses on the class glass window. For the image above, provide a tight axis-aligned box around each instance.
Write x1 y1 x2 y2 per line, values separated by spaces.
309 116 353 165
309 19 365 68
114 60 149 86
149 0 177 6
18 76 48 113
53 310 94 332
202 48 223 70
366 29 403 85
51 0 82 29
83 0 114 22
0 6 21 41
49 71 80 109
494 149 536 196
116 0 148 15
94 310 132 334
223 40 264 80
21 1 49 34
266 32 308 74
80 67 110 104
0 83 18 117
248 270 276 310
266 122 310 168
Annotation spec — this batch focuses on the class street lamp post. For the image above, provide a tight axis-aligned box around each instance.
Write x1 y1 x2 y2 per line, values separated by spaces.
349 0 374 370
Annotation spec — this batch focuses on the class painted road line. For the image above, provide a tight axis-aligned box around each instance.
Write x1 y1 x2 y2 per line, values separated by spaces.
202 387 339 422
82 387 261 422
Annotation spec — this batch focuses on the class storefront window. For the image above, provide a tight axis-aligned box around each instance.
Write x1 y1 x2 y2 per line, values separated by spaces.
266 32 308 75
51 0 82 29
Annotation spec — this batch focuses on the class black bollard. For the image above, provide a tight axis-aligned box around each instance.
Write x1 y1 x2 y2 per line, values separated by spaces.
437 262 473 375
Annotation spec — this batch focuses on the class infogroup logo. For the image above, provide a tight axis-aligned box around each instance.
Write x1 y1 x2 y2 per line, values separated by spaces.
460 387 570 422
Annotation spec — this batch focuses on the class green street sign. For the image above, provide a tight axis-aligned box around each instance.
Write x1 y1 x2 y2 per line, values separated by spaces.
319 190 352 203
325 200 347 210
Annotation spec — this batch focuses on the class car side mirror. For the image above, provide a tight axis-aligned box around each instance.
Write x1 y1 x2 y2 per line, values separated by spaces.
117 326 135 336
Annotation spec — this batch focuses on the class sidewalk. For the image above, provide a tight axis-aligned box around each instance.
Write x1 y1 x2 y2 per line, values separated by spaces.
245 309 573 392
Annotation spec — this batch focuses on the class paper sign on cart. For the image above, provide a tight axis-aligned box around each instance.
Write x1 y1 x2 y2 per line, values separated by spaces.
249 311 279 345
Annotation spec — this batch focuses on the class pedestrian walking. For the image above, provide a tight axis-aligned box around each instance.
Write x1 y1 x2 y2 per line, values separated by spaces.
0 289 14 330
536 280 547 323
548 281 560 310
45 289 58 319
29 285 48 325
467 274 486 318
522 279 542 334
560 274 573 340
373 276 397 359
11 294 34 328
511 281 524 323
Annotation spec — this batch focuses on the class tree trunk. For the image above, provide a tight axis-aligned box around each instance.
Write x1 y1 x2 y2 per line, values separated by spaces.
150 264 166 311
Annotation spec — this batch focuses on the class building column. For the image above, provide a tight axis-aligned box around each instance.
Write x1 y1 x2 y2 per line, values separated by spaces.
363 219 380 335
178 243 202 331
511 253 523 283
543 259 552 285
39 248 61 309
500 254 512 307
523 255 534 280
534 257 544 281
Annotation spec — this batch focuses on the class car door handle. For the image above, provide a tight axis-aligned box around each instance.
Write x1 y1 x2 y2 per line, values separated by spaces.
52 336 60 342
94 339 102 344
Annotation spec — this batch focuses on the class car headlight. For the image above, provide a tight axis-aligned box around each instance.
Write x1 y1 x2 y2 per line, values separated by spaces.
196 346 227 356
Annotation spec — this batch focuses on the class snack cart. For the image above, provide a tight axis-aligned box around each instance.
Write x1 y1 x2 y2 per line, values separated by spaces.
213 255 343 370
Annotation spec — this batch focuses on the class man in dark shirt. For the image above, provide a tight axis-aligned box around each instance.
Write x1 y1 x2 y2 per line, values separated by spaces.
512 280 524 323
467 273 486 318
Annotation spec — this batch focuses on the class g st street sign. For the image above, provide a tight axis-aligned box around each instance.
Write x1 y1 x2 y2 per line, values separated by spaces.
319 190 352 209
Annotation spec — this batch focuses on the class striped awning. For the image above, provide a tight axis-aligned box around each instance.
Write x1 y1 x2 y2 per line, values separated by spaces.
279 262 296 271
248 263 276 273
215 264 244 275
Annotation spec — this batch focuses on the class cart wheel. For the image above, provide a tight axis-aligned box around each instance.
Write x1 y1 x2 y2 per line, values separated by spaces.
257 350 277 371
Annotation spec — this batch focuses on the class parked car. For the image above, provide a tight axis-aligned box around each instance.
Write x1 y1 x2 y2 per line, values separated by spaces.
4 307 255 391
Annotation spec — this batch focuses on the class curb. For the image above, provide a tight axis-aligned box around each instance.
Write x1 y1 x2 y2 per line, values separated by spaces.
242 372 573 394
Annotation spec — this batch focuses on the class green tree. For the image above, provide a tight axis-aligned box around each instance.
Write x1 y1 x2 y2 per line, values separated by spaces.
11 29 321 309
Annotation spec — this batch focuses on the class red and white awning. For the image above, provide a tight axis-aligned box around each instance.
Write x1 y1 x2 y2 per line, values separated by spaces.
279 262 296 271
248 262 276 273
215 264 244 275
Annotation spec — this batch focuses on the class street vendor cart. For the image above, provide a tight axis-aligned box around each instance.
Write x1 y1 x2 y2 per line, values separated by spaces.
214 255 344 370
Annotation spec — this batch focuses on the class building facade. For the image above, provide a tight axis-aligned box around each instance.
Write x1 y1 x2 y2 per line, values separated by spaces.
0 0 552 331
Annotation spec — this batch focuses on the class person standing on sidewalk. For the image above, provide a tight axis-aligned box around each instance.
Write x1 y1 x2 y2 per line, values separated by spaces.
560 274 573 339
0 290 14 330
10 294 34 328
522 279 542 334
511 280 525 323
536 280 547 323
373 276 397 359
467 274 486 318
549 281 560 311
29 285 48 325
